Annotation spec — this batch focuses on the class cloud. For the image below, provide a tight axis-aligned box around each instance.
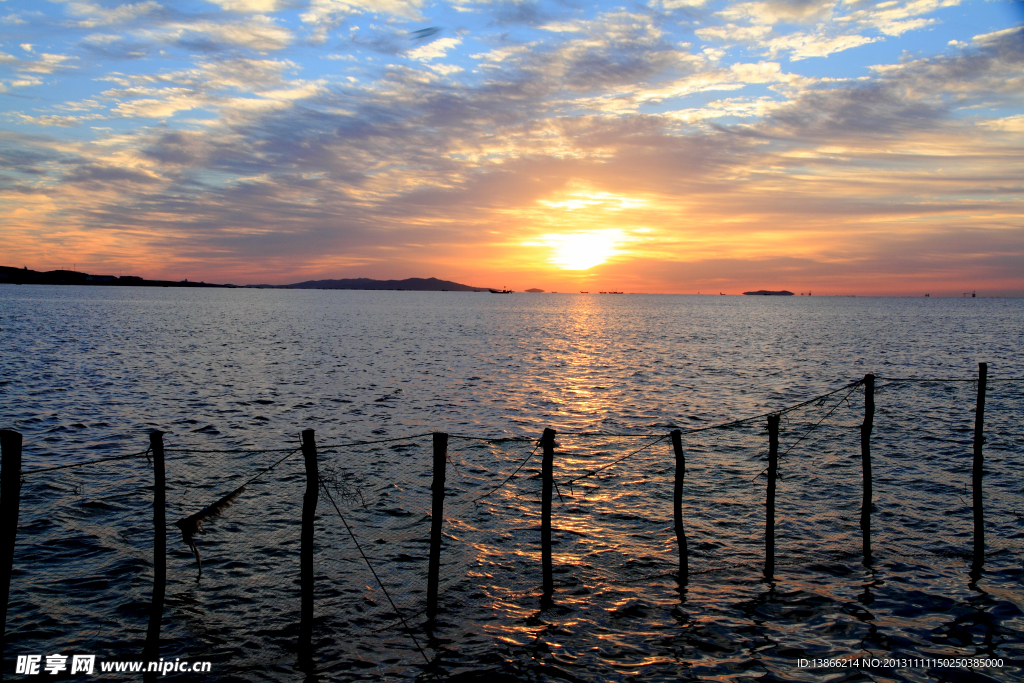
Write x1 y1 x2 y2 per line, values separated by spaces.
696 23 773 44
428 63 464 75
408 37 462 61
667 95 780 123
86 58 324 122
2 2 1022 293
973 25 1024 48
767 31 877 59
141 15 293 51
489 1 550 26
80 33 153 60
757 27 1024 141
521 12 683 93
538 21 585 33
22 52 77 73
840 0 961 37
656 0 712 8
64 1 164 28
718 0 835 25
0 50 76 91
105 87 205 119
16 113 106 127
301 0 426 43
207 0 284 11
978 114 1024 133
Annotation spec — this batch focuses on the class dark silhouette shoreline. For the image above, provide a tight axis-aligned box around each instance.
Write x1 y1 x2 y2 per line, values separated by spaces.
280 277 485 291
0 266 487 292
0 266 234 288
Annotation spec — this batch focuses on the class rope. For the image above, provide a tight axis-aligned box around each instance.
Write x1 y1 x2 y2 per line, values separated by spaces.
319 481 437 675
452 383 863 447
317 432 435 449
878 377 1024 382
569 432 667 438
751 381 862 480
14 373 1013 474
469 440 541 504
238 446 303 489
560 434 670 489
448 435 535 443
21 448 151 475
674 379 865 437
779 381 862 461
452 432 665 440
164 447 299 454
164 432 435 455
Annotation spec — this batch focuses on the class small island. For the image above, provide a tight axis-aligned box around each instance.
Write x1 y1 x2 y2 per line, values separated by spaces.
743 290 795 296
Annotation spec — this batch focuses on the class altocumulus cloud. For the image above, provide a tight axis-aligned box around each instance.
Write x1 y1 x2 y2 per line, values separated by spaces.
0 0 1021 295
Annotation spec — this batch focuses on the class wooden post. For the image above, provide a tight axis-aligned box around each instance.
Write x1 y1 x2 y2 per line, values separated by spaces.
427 432 448 622
0 429 23 662
540 428 556 604
972 363 987 574
670 430 688 584
861 374 875 566
299 429 318 667
142 432 165 677
765 415 780 579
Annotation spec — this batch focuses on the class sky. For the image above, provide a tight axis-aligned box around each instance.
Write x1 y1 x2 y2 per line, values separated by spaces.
1 0 1022 295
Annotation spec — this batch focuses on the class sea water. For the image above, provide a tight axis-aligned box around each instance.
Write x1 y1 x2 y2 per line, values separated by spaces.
1 286 1022 681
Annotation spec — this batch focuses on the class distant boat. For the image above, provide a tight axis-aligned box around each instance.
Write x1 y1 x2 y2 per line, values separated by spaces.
488 288 512 294
580 291 589 293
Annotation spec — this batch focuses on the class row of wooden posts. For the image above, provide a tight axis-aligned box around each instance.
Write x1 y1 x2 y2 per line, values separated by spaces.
0 365 991 673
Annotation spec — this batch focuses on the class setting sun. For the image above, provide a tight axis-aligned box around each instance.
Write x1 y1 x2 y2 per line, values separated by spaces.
537 230 627 270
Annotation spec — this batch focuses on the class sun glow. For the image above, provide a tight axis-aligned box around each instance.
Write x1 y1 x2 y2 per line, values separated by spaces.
537 229 628 270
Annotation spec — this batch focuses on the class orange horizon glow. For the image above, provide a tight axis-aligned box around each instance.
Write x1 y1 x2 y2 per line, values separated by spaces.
6 169 1020 297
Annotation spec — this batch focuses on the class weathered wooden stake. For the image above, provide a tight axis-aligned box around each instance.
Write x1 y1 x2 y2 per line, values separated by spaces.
540 428 556 604
427 432 448 622
142 431 166 677
765 415 780 579
972 362 987 574
670 430 688 584
0 429 23 662
299 429 318 667
861 374 875 566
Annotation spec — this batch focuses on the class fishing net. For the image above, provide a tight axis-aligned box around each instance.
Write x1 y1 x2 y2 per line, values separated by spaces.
4 376 1022 680
6 449 154 665
161 442 307 680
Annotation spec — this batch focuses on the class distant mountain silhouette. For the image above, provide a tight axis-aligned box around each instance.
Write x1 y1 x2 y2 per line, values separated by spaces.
1 266 489 292
743 290 794 296
281 277 485 291
0 265 233 288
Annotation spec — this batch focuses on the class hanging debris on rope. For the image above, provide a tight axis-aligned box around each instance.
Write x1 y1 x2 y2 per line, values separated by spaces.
173 484 246 580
